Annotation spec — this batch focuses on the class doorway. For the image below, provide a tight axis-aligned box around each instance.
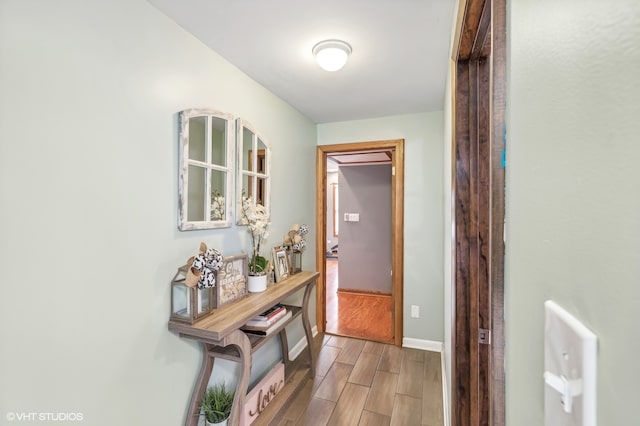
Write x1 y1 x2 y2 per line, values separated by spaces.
316 140 404 346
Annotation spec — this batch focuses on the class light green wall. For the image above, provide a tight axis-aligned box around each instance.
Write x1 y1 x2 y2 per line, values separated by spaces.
0 1 316 425
318 112 444 342
506 0 640 424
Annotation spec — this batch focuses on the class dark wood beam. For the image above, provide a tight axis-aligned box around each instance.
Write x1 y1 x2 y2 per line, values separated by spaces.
455 0 490 61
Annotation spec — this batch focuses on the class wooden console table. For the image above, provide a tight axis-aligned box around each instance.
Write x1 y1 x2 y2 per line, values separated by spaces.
168 271 318 426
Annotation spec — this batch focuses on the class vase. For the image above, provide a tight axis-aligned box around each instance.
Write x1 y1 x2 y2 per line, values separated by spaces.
289 250 302 274
206 419 228 426
247 274 267 293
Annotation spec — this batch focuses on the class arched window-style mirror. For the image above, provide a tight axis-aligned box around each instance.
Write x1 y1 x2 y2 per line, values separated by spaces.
236 119 271 223
178 109 234 230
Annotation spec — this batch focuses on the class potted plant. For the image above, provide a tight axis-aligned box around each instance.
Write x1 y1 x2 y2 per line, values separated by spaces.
240 197 270 292
201 382 234 426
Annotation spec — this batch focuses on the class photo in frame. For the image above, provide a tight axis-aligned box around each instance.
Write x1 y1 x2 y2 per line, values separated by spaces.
272 246 290 282
213 254 248 307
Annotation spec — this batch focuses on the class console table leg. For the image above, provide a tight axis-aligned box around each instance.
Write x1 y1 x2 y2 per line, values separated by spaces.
185 343 216 426
302 281 317 376
278 329 290 369
224 330 252 426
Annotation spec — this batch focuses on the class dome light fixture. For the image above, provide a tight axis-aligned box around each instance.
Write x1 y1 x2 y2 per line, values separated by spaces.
312 39 352 72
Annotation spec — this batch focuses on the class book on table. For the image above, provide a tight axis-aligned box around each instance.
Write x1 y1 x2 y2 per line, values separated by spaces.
255 304 286 320
245 304 287 327
241 310 293 336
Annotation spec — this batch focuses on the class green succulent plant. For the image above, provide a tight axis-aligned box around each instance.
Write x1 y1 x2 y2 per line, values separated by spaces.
202 383 234 424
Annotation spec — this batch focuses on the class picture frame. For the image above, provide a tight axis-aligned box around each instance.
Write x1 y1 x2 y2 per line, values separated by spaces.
213 254 248 308
272 246 290 282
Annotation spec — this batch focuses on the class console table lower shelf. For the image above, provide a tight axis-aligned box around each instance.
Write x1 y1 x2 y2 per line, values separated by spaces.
168 271 319 426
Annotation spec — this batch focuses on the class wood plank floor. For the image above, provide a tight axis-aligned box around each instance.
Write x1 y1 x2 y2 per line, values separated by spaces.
325 259 393 343
273 334 444 426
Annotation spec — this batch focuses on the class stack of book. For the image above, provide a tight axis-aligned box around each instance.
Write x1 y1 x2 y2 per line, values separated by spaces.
241 304 292 336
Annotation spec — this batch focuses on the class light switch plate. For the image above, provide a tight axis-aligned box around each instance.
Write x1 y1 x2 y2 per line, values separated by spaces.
343 213 360 222
544 300 597 426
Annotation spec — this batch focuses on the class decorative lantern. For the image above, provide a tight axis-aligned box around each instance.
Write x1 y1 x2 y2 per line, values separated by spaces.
289 250 302 275
170 265 215 324
283 223 307 275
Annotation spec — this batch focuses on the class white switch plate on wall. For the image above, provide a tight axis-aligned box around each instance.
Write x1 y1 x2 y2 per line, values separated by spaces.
343 213 360 222
411 305 419 318
544 300 597 426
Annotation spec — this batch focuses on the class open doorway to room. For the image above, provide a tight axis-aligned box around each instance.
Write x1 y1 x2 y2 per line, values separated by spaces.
316 140 404 346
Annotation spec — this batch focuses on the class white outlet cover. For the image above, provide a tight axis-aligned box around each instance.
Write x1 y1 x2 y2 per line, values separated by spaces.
411 305 419 318
544 300 597 426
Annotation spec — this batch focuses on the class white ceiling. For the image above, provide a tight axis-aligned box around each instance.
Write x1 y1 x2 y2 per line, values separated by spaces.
147 0 456 124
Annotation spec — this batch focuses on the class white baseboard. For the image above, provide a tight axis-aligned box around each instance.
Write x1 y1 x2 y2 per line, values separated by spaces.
289 325 319 360
293 333 442 357
402 337 444 352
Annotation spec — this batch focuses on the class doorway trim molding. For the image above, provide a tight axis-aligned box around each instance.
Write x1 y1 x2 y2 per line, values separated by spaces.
316 140 404 346
451 0 506 424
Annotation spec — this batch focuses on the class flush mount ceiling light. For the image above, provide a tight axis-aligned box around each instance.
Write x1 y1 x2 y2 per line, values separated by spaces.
312 39 352 72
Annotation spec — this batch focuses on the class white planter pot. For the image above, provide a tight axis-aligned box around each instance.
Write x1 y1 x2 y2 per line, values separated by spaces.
247 274 267 293
206 419 228 426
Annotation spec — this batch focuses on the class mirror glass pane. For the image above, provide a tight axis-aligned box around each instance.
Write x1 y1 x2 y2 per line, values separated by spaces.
188 116 206 162
187 165 206 221
210 169 226 221
242 127 253 172
241 173 252 202
256 177 266 206
210 117 226 166
257 138 267 169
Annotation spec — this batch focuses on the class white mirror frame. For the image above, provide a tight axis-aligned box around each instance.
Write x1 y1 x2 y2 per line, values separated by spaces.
236 118 271 224
178 109 235 230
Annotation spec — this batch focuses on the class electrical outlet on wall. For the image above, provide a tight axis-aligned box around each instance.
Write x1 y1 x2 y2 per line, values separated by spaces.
411 305 420 318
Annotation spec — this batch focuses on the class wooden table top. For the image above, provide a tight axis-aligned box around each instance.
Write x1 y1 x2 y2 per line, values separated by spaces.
168 271 318 343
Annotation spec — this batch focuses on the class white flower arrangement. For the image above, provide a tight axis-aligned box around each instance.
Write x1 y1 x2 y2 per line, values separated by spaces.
240 196 270 275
